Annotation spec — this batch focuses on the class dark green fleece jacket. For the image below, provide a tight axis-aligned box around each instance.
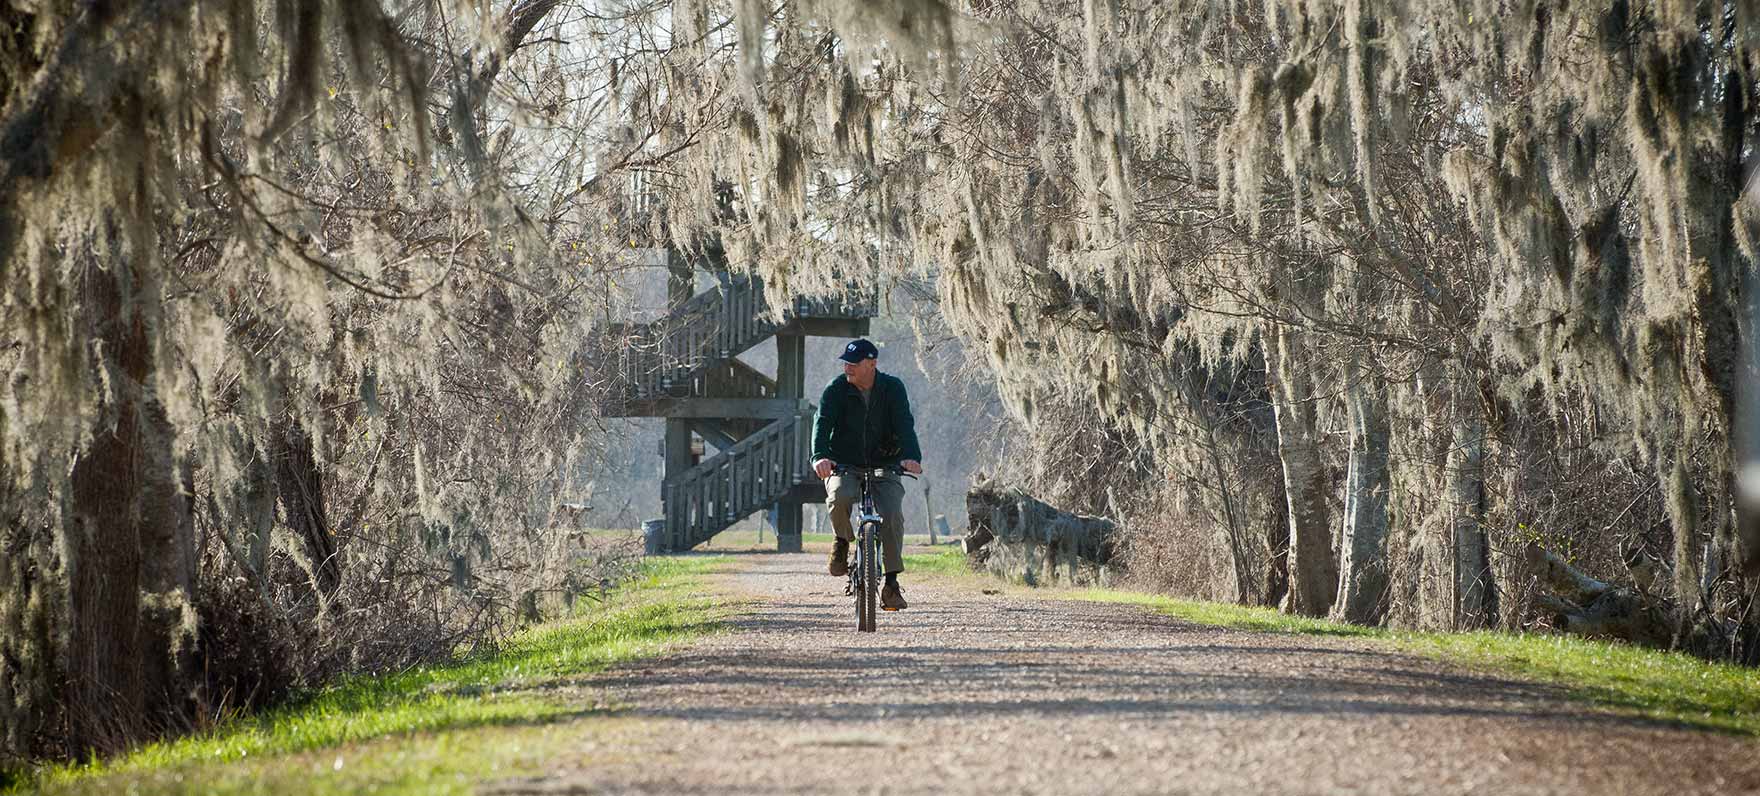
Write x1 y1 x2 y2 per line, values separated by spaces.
811 372 923 468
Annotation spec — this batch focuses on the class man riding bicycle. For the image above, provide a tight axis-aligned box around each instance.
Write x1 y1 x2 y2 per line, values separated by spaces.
812 338 923 610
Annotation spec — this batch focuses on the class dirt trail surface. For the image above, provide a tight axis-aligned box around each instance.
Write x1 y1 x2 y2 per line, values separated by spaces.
488 552 1760 795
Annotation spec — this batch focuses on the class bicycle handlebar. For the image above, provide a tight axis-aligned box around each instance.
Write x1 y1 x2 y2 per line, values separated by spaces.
830 464 918 480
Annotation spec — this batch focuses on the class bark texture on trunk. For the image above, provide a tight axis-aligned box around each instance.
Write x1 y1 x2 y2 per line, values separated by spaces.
63 248 195 753
1198 405 1254 604
1333 375 1390 625
1260 485 1291 608
0 500 56 765
1446 401 1495 629
1265 327 1337 617
273 419 338 595
1677 58 1750 598
1704 65 1747 581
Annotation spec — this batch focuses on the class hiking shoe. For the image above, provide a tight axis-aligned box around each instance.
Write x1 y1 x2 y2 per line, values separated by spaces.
882 582 908 611
828 539 850 577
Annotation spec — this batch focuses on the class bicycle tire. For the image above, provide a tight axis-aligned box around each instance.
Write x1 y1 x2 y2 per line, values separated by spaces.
853 523 867 631
859 520 880 632
855 524 869 630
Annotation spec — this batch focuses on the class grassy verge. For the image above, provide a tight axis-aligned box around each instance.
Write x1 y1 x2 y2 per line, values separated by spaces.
908 547 1760 737
14 556 732 795
903 547 978 577
1072 589 1760 735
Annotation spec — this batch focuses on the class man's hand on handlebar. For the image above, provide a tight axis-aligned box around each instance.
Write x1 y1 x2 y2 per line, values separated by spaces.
901 459 922 475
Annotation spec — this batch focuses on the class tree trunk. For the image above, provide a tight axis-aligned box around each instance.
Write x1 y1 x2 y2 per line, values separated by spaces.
63 244 195 753
273 418 339 595
1198 397 1254 604
1446 393 1495 629
1260 484 1291 608
1264 326 1337 617
1333 372 1390 625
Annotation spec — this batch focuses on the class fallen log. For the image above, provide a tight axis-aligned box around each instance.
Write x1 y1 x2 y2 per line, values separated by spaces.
1525 542 1672 645
1524 542 1738 656
965 480 1116 586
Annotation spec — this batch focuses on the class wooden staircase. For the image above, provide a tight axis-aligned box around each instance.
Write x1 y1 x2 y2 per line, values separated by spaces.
597 266 873 551
658 409 818 551
597 274 872 406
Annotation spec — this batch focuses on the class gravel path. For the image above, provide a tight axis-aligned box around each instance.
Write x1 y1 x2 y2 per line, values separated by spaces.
488 551 1760 795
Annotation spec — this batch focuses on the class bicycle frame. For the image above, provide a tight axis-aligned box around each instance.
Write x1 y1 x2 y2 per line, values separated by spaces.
838 466 908 632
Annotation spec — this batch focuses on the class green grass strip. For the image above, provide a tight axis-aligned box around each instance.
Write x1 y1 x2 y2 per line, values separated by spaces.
1071 588 1760 736
903 547 976 576
14 555 731 794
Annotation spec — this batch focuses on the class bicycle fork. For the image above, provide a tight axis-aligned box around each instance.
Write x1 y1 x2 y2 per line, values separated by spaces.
845 511 882 595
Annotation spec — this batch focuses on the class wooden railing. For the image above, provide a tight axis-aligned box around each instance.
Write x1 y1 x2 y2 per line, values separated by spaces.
597 274 875 408
660 410 815 551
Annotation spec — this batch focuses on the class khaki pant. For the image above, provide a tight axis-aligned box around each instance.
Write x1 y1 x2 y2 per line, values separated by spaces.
826 472 906 574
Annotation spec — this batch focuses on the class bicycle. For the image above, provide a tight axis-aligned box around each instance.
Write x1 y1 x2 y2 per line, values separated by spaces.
835 465 915 632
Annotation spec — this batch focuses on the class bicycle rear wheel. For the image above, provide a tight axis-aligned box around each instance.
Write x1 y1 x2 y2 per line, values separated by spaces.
857 520 879 632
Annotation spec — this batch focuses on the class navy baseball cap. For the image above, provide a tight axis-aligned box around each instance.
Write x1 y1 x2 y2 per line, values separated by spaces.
837 338 879 363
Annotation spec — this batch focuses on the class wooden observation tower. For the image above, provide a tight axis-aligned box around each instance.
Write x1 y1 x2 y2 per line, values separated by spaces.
596 250 874 552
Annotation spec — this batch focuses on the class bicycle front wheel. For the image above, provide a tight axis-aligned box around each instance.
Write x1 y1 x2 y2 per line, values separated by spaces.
858 520 879 632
